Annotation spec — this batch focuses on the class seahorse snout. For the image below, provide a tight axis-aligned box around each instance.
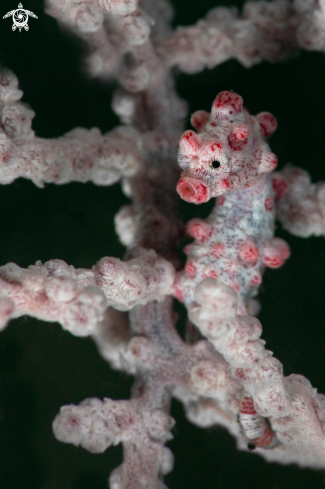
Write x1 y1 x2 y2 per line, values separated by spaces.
176 176 210 204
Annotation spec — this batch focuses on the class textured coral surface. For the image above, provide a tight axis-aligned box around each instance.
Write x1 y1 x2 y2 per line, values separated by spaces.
2 0 325 488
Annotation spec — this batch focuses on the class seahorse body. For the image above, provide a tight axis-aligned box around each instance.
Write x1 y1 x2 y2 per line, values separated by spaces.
175 92 290 313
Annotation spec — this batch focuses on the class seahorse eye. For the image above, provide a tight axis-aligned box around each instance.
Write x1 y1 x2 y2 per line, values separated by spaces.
211 160 221 169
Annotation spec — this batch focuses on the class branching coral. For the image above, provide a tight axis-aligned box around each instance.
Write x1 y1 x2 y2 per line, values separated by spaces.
1 0 325 488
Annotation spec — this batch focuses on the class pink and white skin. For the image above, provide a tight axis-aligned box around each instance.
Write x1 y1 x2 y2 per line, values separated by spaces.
175 91 290 314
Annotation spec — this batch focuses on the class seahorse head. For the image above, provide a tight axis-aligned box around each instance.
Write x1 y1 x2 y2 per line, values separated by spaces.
176 91 277 204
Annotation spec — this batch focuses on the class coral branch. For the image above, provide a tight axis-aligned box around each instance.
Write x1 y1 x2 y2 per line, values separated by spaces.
0 247 175 334
0 262 107 335
274 165 325 237
159 1 297 74
45 0 152 78
31 248 175 310
3 0 325 486
53 296 243 487
189 278 325 468
93 248 175 310
159 0 325 75
53 397 175 489
0 70 140 186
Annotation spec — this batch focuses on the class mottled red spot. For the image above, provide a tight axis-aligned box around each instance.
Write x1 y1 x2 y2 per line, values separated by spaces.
231 123 250 141
264 197 274 211
262 250 284 269
214 91 243 112
185 261 197 278
228 135 248 151
195 367 208 381
211 142 223 151
240 397 256 415
210 122 217 127
272 175 288 200
234 368 246 381
257 112 277 137
74 155 95 170
260 152 277 172
131 344 141 357
202 269 218 279
224 260 239 273
186 219 213 242
180 131 199 154
221 178 230 189
68 417 80 427
211 242 225 258
239 241 259 267
262 238 290 268
96 258 119 281
269 155 277 167
250 272 262 285
191 110 210 131
0 147 11 163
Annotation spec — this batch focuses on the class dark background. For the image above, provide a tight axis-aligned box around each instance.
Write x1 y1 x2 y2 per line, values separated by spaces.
1 0 325 487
